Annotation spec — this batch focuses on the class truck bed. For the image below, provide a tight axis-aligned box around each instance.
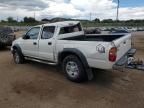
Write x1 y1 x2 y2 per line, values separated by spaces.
61 34 124 42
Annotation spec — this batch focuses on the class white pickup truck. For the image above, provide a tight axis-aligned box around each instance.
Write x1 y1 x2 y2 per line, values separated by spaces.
11 21 136 82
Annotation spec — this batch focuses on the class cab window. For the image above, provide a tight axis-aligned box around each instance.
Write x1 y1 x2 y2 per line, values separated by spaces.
41 26 55 39
59 23 82 34
25 27 40 39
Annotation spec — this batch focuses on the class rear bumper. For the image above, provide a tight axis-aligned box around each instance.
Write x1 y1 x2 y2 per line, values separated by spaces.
88 48 136 70
114 48 136 67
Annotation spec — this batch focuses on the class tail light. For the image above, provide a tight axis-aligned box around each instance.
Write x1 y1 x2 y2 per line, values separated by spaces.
109 47 117 62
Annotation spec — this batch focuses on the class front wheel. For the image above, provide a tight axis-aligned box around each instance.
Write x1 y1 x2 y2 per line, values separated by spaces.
13 49 24 64
63 55 88 82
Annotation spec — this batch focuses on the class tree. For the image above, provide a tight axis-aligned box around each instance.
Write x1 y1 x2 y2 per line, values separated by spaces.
1 20 6 23
41 18 50 22
102 19 114 23
94 18 100 23
7 17 17 23
24 17 37 23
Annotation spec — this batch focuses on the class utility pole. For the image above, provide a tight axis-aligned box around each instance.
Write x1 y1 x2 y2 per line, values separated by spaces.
116 0 120 21
17 16 19 22
90 12 92 21
34 12 35 19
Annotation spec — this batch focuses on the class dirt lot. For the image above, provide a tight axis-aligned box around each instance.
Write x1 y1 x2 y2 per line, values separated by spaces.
0 32 144 108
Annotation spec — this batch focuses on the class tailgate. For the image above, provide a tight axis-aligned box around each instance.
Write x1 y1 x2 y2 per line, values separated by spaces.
113 34 132 62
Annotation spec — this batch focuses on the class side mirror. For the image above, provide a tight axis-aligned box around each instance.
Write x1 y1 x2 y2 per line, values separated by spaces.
23 34 30 39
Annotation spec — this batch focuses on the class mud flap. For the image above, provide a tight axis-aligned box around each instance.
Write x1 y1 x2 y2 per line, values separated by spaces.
86 68 94 80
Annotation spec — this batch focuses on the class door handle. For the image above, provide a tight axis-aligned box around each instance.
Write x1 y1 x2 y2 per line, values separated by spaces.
48 42 52 45
33 42 37 45
123 41 126 44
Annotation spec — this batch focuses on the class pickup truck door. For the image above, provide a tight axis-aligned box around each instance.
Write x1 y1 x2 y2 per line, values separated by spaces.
21 27 40 57
38 26 55 61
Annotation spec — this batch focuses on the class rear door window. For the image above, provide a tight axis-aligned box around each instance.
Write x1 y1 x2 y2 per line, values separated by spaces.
59 23 82 34
41 26 55 39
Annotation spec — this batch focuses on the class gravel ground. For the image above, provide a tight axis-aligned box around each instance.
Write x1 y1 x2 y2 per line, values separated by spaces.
0 32 144 108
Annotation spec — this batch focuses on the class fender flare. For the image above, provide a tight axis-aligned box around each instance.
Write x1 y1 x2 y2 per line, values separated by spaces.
58 48 89 69
12 44 23 55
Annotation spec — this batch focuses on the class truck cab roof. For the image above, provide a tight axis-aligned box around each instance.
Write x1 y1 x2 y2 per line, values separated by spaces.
42 21 80 27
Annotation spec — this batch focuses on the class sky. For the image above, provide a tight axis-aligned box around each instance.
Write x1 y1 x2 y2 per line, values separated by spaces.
0 0 144 21
114 0 144 7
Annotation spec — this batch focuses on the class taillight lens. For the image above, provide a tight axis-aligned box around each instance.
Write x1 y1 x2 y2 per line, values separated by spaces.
109 47 117 62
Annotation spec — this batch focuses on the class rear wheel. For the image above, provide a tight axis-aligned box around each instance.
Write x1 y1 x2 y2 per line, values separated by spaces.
63 55 88 82
13 49 24 64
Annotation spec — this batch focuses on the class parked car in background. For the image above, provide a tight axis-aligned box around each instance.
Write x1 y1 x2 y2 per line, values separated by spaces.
137 28 144 31
111 29 129 34
84 28 101 34
0 27 16 48
127 27 137 32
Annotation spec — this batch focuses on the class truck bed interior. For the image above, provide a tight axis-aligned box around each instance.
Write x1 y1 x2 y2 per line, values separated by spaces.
61 34 125 42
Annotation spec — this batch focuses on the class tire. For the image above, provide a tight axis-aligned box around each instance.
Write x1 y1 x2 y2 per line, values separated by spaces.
13 49 24 64
0 42 5 49
63 55 88 82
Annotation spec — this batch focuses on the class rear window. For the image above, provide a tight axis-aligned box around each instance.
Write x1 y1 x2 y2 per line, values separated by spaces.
59 23 82 34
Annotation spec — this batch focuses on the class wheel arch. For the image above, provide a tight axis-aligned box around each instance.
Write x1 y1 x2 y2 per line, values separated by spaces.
12 44 22 55
58 48 89 69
